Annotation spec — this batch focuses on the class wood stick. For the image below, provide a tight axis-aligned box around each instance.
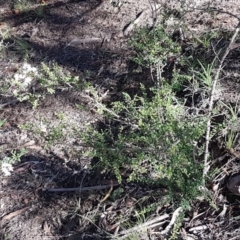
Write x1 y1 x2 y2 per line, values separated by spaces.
118 214 169 238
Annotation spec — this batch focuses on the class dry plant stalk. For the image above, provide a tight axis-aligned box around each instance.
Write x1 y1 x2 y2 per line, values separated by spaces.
203 21 240 180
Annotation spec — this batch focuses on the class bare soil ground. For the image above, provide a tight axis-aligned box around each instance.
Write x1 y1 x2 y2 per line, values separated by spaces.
0 0 240 239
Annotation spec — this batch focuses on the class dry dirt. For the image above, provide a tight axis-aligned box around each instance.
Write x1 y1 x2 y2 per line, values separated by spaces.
0 0 240 239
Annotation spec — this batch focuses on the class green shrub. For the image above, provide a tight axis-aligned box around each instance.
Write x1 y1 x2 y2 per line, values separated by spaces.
130 26 181 68
130 26 181 87
83 84 206 202
82 26 219 206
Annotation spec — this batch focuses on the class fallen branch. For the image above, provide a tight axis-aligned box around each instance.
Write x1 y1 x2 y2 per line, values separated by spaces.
203 21 240 180
45 183 119 193
161 207 183 235
117 214 169 239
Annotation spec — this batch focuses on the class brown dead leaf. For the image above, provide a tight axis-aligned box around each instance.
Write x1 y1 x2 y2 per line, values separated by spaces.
125 197 135 208
1 207 29 222
156 206 163 214
100 180 114 203
12 9 20 15
2 122 11 128
108 223 120 233
14 162 30 173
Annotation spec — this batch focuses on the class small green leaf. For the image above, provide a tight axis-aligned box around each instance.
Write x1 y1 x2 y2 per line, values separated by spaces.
0 119 7 128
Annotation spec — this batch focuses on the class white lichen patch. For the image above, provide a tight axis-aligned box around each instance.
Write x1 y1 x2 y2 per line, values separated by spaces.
1 162 13 176
13 62 38 88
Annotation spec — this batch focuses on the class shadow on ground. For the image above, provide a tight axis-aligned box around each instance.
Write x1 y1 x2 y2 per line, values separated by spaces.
0 153 115 239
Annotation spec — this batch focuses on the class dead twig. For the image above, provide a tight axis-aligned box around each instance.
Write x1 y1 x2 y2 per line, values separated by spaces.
203 21 240 180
